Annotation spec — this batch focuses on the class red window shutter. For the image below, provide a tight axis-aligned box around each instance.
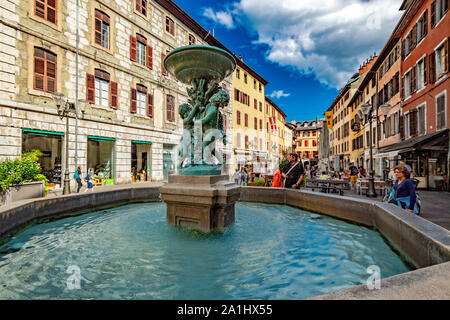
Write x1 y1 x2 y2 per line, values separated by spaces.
429 52 436 84
260 119 262 129
130 88 137 113
161 53 167 75
46 59 56 93
245 114 248 127
47 0 56 24
237 111 240 125
147 94 153 117
254 99 257 109
35 0 45 19
147 45 153 69
94 15 102 46
110 81 118 109
86 73 95 103
34 52 45 91
254 117 257 130
130 36 137 62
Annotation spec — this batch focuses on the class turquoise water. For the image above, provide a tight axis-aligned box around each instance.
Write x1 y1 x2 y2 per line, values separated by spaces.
0 202 411 299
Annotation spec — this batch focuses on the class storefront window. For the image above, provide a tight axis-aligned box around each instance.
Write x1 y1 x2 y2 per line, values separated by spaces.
22 130 63 189
87 137 115 185
131 141 151 182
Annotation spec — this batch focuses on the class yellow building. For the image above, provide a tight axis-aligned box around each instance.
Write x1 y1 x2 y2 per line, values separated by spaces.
265 97 287 172
232 58 268 171
293 120 321 166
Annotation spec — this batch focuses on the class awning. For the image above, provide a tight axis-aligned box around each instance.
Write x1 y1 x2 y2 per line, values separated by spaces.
132 140 152 145
88 136 116 141
378 129 449 154
23 129 64 136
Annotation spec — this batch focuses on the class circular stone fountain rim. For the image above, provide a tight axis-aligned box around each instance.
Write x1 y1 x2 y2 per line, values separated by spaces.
163 45 237 83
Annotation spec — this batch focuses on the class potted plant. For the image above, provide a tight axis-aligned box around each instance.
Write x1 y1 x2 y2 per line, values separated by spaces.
248 178 266 187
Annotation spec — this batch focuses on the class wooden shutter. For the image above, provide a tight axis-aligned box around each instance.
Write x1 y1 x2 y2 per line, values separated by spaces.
130 88 137 113
410 110 418 137
411 25 417 50
401 39 406 60
399 114 405 140
46 52 56 93
431 1 436 28
110 81 118 109
94 11 102 46
147 93 153 117
429 52 436 83
401 76 405 99
254 99 257 109
161 53 167 75
237 111 240 125
86 73 95 103
424 57 428 85
130 36 137 61
411 65 417 93
47 0 56 24
34 48 45 91
147 45 153 69
444 38 449 73
254 117 257 130
423 9 428 37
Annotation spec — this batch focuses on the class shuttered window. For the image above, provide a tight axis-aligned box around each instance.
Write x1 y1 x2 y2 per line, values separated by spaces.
34 47 56 93
436 93 446 130
136 84 147 116
147 93 153 118
161 53 168 76
188 34 195 45
236 110 241 125
244 114 248 127
94 69 110 107
35 0 56 24
136 0 147 16
95 10 110 49
166 94 175 122
166 16 175 36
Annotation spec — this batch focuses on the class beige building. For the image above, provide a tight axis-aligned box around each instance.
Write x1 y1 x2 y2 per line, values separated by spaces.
0 0 233 188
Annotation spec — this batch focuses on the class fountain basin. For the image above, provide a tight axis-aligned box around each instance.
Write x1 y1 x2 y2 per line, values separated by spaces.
163 45 236 84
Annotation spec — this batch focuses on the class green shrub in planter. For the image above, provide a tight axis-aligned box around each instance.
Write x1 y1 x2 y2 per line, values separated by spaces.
251 179 266 186
0 150 43 192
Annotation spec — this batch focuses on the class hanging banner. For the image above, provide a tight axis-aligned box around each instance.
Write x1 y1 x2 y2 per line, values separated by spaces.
325 111 333 130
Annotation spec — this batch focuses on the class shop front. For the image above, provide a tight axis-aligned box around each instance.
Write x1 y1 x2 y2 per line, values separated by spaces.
163 145 176 181
131 140 152 182
87 136 116 185
22 129 63 189
378 129 449 191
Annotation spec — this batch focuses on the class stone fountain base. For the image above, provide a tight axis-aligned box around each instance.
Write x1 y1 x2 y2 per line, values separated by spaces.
159 175 240 232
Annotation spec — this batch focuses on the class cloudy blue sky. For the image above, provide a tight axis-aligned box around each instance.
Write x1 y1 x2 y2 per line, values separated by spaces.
174 0 404 121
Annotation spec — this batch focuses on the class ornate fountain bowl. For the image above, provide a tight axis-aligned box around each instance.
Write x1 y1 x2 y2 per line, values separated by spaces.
164 45 236 84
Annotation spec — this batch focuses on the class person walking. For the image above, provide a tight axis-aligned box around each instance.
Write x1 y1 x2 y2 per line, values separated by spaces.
84 168 94 192
73 166 83 193
349 163 358 189
388 166 418 214
282 153 305 189
239 167 246 186
233 169 240 185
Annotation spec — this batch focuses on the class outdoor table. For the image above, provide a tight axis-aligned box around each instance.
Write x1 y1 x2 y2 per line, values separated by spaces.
306 179 350 195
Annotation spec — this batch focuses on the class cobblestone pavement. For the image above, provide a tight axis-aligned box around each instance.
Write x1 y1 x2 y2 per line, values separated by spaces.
341 188 450 231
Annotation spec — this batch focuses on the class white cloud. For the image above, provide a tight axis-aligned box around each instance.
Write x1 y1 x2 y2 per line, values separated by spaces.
203 8 235 29
270 90 291 99
204 0 403 89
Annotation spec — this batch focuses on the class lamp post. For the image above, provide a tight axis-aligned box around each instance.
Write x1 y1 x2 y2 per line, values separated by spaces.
359 103 377 198
52 92 75 195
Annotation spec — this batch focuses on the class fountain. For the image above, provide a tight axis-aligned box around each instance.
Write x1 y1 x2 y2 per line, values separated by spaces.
159 45 240 232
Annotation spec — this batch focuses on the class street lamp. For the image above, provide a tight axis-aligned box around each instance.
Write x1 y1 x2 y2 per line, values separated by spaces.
359 103 377 198
52 92 75 195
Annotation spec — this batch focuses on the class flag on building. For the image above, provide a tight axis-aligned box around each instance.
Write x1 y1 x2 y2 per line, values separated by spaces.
269 117 277 132
325 111 333 130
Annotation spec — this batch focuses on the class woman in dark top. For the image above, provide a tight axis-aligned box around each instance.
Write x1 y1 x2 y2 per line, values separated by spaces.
389 165 418 214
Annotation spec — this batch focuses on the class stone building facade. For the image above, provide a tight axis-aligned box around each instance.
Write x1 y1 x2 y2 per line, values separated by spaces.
0 0 233 189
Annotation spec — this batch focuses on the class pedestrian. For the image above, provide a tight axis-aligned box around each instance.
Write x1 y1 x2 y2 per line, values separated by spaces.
84 168 94 192
240 167 246 186
388 166 418 214
271 165 283 188
233 169 240 185
244 167 250 186
73 166 83 193
281 153 305 189
358 166 367 178
349 163 358 189
399 161 412 173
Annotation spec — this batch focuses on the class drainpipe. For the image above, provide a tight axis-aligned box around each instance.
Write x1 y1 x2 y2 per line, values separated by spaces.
74 0 80 170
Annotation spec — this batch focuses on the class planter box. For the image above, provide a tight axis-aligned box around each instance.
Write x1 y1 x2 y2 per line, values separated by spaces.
248 183 265 187
0 181 45 206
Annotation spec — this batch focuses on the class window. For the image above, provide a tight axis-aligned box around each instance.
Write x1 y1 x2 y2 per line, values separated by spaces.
416 10 428 44
136 35 146 66
136 0 147 16
254 117 257 130
245 114 248 127
259 83 262 92
166 16 175 36
136 85 147 116
254 80 257 89
236 133 241 148
188 34 195 45
260 119 262 130
245 136 249 149
394 112 400 135
435 40 448 78
436 92 447 129
236 68 240 79
431 0 449 28
386 116 391 138
95 10 110 49
404 70 412 98
259 102 262 112
166 94 175 122
404 113 410 138
254 99 257 110
236 111 241 125
305 140 308 147
417 58 426 91
94 69 110 107
244 73 247 84
35 0 56 24
417 104 426 135
33 47 56 93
